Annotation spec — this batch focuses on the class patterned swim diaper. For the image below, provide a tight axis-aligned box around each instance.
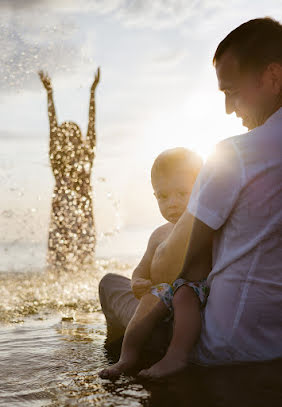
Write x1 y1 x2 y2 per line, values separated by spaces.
151 278 209 312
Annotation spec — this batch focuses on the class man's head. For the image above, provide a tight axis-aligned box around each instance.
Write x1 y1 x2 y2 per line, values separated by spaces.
213 17 282 130
151 148 202 224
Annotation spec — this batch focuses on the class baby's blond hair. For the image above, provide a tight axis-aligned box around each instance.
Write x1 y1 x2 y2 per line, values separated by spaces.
151 147 203 187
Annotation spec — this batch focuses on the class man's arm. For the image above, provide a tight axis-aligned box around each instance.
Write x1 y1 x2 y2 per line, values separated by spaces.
151 210 213 283
150 210 193 282
178 216 213 281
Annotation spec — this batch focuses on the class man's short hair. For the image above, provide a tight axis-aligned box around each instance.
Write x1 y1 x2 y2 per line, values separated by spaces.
151 147 203 186
213 17 282 73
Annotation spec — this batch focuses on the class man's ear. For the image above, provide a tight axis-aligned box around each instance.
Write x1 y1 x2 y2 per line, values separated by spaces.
265 63 282 95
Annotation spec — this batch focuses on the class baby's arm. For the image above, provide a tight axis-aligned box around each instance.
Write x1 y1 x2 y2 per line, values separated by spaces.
131 224 172 299
131 249 152 299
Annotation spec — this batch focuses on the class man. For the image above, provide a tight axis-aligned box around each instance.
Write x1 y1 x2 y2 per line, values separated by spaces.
99 17 282 376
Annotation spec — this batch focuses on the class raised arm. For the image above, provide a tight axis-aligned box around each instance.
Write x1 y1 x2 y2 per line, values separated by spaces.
38 71 58 135
86 67 100 152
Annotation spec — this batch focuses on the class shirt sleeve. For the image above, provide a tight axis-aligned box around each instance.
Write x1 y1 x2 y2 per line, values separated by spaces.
188 139 244 230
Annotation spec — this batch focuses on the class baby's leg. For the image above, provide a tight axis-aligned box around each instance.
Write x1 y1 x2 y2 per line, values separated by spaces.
139 285 201 380
99 293 168 379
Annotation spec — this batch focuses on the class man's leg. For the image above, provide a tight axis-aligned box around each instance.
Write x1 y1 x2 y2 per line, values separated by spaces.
99 273 139 347
139 285 201 379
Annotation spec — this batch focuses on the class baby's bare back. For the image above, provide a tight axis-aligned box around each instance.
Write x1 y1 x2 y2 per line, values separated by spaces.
149 222 186 285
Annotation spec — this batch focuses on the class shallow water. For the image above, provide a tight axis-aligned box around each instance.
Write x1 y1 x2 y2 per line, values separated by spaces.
0 311 151 407
0 259 152 406
1 260 282 407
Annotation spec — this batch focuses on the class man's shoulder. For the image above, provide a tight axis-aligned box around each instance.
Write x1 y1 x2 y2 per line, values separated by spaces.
217 108 282 153
216 131 249 152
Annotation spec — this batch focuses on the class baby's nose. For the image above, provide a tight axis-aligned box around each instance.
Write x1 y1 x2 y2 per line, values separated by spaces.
168 194 179 207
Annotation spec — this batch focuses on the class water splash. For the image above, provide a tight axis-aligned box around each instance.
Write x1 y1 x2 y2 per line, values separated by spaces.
0 259 132 324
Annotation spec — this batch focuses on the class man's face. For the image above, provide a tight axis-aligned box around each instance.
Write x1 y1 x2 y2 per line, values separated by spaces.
215 50 274 130
153 169 194 224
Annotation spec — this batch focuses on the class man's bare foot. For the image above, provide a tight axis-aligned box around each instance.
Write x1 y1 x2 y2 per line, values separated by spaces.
99 360 137 380
138 353 188 380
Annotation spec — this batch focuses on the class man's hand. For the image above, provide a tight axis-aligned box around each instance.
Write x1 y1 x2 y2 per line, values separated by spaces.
91 67 100 92
38 70 52 92
131 278 152 299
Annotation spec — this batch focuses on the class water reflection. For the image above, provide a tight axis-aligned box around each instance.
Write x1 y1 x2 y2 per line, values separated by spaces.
1 253 281 406
1 304 282 406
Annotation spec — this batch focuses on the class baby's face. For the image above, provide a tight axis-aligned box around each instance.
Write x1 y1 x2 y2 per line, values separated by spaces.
153 169 195 224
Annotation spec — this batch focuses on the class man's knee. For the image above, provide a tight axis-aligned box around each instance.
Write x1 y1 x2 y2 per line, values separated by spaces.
99 273 117 305
99 273 116 293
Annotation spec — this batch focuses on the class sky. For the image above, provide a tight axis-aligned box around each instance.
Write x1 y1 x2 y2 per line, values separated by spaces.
1 0 281 262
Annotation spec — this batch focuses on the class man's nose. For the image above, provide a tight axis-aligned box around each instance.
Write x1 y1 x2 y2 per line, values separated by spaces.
225 95 235 115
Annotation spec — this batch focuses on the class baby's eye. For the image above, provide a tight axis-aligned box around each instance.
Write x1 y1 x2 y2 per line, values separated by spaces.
177 191 188 197
157 193 168 200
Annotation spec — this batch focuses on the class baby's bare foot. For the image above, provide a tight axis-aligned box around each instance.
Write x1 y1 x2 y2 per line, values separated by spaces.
138 354 188 380
99 360 136 380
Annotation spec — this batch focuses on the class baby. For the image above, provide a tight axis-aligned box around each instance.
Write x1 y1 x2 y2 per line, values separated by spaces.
132 147 203 296
99 148 203 379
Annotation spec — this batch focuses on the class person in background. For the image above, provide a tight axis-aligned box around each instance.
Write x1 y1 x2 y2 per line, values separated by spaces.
39 68 100 271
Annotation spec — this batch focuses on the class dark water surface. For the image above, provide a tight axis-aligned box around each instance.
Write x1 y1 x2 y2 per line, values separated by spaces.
1 261 282 407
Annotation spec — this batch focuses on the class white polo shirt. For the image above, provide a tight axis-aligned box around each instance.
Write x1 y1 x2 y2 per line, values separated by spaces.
188 108 282 364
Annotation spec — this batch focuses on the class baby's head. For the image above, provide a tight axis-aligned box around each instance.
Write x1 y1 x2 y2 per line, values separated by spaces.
151 148 202 224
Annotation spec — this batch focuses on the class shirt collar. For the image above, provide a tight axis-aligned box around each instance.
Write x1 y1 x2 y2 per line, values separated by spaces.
264 107 282 126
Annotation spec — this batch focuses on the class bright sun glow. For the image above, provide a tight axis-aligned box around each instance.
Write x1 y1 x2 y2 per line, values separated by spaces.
143 89 246 163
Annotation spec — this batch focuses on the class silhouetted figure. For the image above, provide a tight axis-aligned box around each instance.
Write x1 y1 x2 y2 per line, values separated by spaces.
39 68 100 271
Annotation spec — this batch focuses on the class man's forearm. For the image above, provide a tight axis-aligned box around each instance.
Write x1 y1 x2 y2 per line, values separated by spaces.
150 210 194 282
178 218 213 281
151 211 213 283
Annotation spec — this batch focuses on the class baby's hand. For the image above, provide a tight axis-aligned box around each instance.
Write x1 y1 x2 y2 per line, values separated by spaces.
131 278 152 299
